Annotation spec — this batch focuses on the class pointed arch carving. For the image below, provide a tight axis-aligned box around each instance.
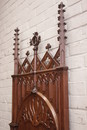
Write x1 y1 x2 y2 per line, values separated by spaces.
17 92 58 130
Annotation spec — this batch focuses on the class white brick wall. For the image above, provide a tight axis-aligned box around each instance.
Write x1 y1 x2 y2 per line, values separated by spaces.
66 0 87 130
0 0 87 130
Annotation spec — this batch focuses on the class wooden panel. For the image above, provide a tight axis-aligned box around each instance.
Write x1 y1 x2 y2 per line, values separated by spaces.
10 67 69 130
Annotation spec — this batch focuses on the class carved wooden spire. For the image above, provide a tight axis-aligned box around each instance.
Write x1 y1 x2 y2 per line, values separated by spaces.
13 28 20 74
30 32 41 93
58 2 67 66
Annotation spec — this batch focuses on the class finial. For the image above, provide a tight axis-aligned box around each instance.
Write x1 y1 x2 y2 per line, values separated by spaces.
14 28 19 32
58 2 65 8
46 43 51 51
30 32 41 51
26 51 30 57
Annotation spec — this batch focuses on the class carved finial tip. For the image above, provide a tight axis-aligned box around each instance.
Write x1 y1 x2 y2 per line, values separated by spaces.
26 51 30 56
46 43 51 51
14 28 19 32
29 32 41 50
33 32 38 36
58 2 65 8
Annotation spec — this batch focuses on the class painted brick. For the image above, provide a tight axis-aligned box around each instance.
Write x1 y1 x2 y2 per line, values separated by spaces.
30 13 45 27
69 109 87 124
67 13 83 30
36 16 56 33
0 127 6 130
0 79 12 88
70 123 87 130
82 11 87 26
29 0 47 10
69 69 85 82
84 54 87 67
69 39 87 56
81 0 87 12
0 111 11 121
82 26 87 39
0 71 13 80
19 22 30 32
0 87 12 95
69 96 87 109
0 103 11 112
44 4 58 20
67 27 85 44
44 26 57 40
36 0 55 15
26 0 34 4
65 1 82 19
67 0 81 6
69 82 86 96
66 55 84 69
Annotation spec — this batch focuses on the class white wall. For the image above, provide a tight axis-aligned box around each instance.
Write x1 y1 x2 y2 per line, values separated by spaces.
0 0 87 130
